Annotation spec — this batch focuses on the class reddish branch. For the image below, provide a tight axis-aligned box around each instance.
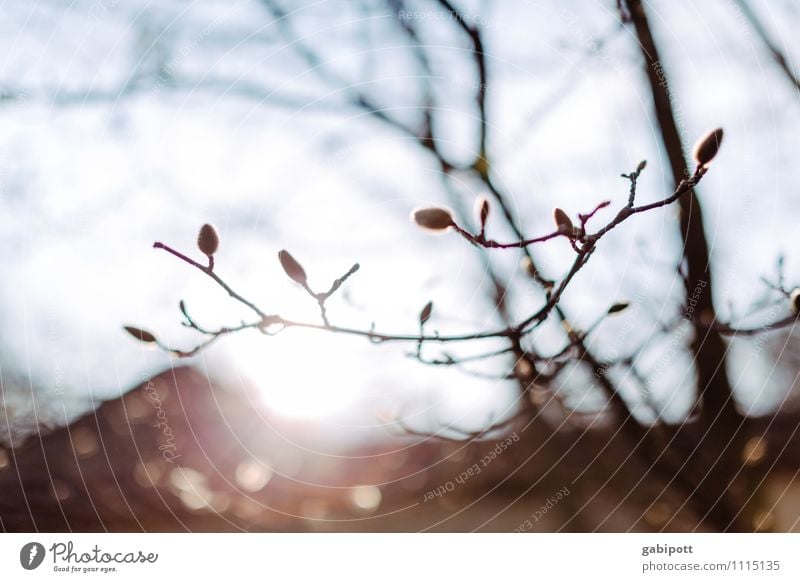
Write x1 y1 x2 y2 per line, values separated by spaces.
142 160 713 361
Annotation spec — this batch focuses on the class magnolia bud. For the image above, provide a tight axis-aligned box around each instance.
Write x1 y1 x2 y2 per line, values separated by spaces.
474 197 490 229
124 326 157 344
411 207 454 232
608 301 630 315
278 250 307 285
790 288 800 316
636 160 647 173
692 128 724 166
197 223 219 256
553 208 574 234
419 301 433 325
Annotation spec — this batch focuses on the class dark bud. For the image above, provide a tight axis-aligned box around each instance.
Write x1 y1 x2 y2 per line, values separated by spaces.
124 326 157 344
197 223 219 256
278 250 308 285
607 301 630 315
790 289 800 316
553 208 574 234
474 197 490 229
411 207 455 232
692 128 724 167
420 301 433 326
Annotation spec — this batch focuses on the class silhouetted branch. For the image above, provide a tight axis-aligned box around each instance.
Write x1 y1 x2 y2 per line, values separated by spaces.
141 159 716 359
393 406 532 442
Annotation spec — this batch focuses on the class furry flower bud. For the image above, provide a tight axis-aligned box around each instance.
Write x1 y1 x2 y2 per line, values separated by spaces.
553 208 574 234
278 250 308 285
474 197 490 229
124 326 157 344
790 288 800 316
197 223 219 256
693 128 724 167
411 207 454 232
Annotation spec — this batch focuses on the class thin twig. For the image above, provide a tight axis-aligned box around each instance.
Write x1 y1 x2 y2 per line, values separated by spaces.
150 160 710 356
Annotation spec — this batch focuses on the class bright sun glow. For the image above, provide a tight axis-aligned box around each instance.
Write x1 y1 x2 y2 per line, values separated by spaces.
227 329 366 419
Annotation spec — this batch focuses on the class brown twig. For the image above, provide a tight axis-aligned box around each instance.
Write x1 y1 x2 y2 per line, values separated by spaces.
149 160 710 357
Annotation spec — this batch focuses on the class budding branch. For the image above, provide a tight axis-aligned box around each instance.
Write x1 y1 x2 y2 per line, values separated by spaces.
146 159 711 360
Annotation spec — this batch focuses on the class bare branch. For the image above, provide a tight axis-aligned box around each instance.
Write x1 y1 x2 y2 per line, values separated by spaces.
147 159 712 358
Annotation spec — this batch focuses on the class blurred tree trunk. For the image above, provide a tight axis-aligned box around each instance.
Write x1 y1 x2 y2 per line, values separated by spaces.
626 0 761 532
